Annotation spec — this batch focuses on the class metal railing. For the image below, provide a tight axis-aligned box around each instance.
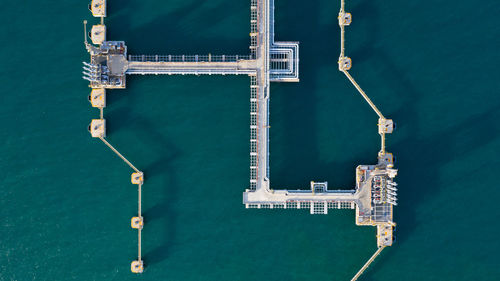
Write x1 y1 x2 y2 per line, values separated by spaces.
246 200 357 211
128 54 251 63
249 0 259 58
269 42 299 81
249 75 259 190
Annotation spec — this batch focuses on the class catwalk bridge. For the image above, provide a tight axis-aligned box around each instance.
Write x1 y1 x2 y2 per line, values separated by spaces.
84 0 397 279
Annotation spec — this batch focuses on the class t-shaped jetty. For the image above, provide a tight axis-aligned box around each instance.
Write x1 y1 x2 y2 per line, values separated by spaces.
83 0 398 279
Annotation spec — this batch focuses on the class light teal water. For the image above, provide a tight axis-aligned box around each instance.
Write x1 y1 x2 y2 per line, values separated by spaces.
1 0 499 280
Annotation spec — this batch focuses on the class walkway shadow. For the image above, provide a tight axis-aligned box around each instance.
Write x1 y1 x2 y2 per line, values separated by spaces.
356 105 500 280
275 0 468 279
107 0 248 55
130 115 181 266
98 0 492 275
102 0 251 267
107 0 132 15
272 0 347 187
337 0 500 279
103 84 181 266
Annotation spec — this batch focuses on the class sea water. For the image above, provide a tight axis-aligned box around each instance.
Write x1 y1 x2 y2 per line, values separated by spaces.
0 0 499 280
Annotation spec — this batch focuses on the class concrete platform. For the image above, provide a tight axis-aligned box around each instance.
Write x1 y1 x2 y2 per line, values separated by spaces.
90 0 106 17
89 119 105 138
91 25 105 45
89 88 105 108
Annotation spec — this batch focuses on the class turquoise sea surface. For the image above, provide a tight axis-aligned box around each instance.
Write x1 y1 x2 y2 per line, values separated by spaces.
1 0 499 280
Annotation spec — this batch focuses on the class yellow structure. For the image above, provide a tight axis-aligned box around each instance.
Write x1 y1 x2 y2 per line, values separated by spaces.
378 152 394 164
130 260 143 273
338 12 352 26
131 172 144 185
338 57 352 71
89 88 105 108
378 118 395 134
90 25 106 45
88 119 105 138
131 216 144 229
89 0 106 17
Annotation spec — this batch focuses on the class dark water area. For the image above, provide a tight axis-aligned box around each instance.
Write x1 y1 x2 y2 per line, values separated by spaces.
0 0 499 280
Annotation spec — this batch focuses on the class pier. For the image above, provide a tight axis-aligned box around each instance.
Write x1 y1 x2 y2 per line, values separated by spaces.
83 0 397 278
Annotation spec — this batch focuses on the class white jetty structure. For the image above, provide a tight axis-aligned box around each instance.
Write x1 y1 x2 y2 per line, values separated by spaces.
83 0 396 279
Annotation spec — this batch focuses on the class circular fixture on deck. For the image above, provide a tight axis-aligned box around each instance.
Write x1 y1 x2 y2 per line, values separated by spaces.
338 57 352 71
131 216 144 229
338 12 352 26
131 260 144 273
131 172 144 185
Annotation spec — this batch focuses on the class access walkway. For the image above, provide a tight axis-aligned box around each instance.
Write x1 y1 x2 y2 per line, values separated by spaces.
126 56 258 75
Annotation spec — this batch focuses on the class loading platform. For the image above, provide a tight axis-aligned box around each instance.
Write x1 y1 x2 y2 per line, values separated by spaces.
83 0 397 279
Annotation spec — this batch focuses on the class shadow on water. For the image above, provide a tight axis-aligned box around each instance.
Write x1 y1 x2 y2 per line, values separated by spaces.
94 0 500 277
138 119 180 266
364 104 500 280
103 0 464 278
272 0 342 187
274 0 389 191
106 98 181 265
106 0 132 15
274 0 500 279
343 1 500 279
107 0 248 55
102 0 250 267
104 80 181 267
104 2 252 263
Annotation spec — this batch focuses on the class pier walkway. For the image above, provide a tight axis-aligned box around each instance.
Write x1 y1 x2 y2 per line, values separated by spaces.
126 56 257 76
83 0 396 279
351 246 386 281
